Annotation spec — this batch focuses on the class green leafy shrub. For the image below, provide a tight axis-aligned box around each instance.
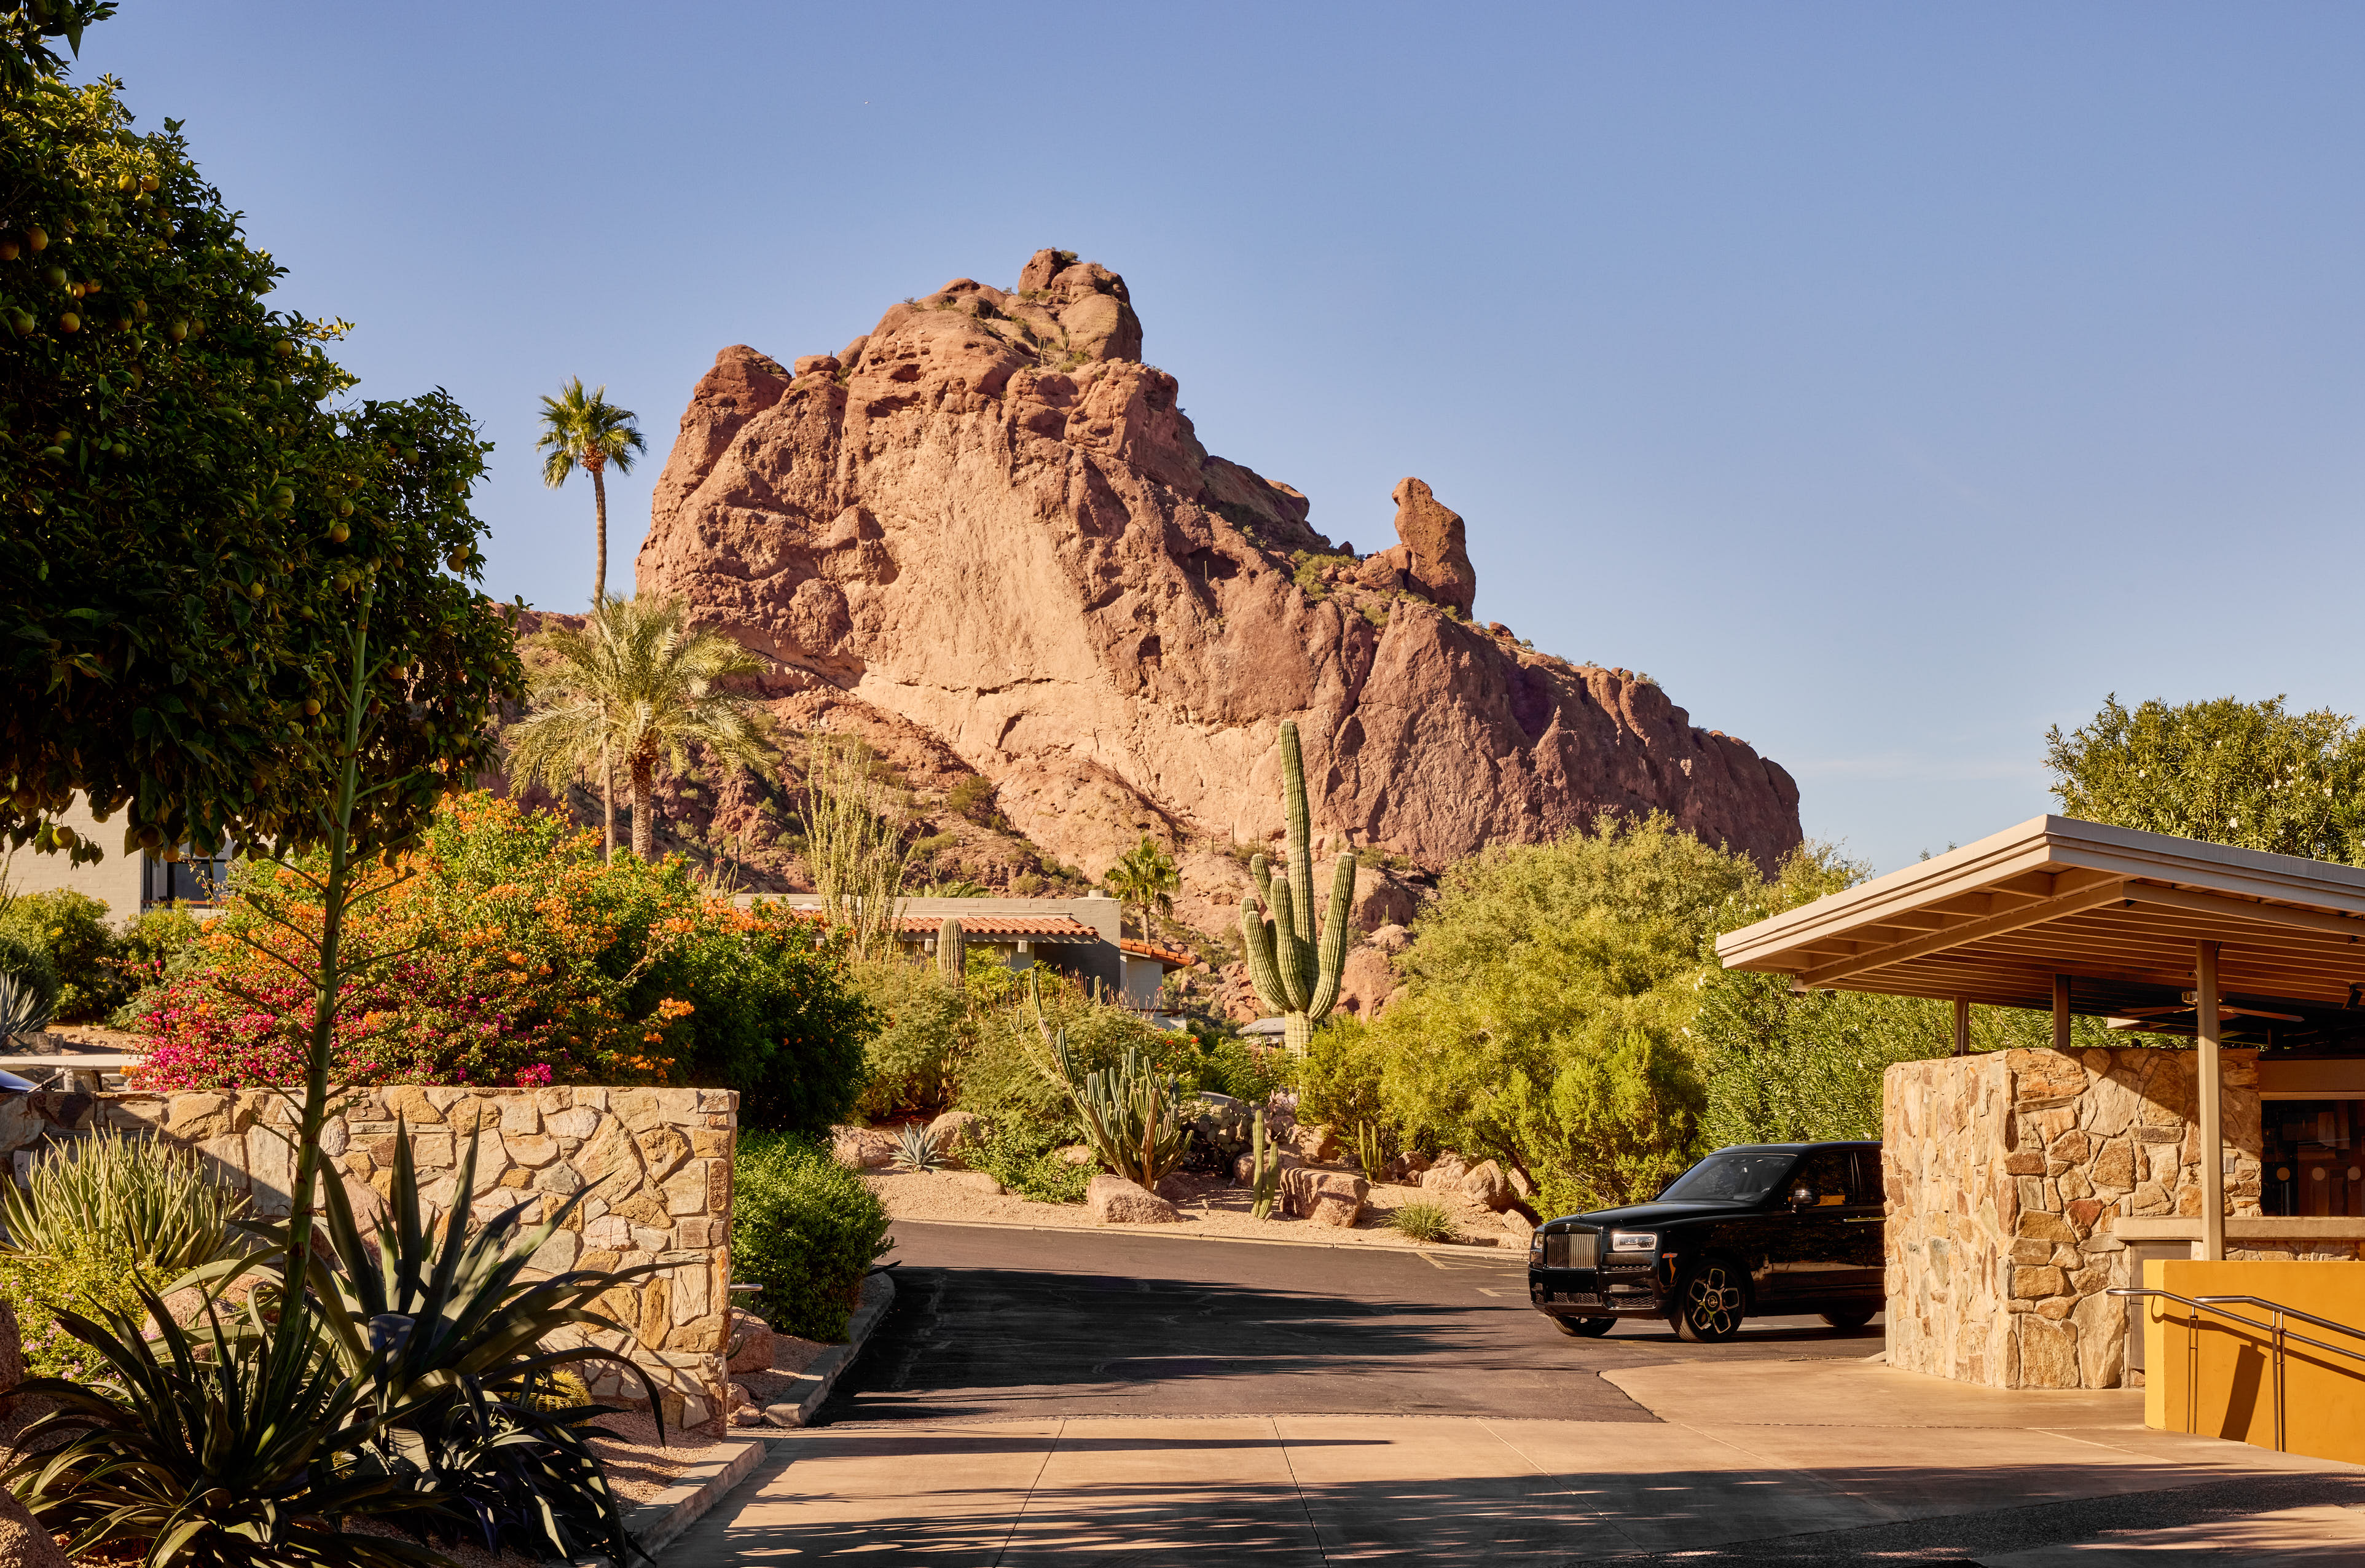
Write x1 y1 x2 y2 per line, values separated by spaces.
103 903 210 1029
1300 1016 1387 1132
0 1132 249 1382
850 958 969 1119
946 775 998 825
1388 1201 1458 1243
968 1122 1093 1205
954 973 1186 1128
0 890 117 1021
0 929 60 1024
733 1132 893 1340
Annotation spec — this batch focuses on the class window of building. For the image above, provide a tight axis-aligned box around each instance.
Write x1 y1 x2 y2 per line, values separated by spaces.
2261 1098 2365 1218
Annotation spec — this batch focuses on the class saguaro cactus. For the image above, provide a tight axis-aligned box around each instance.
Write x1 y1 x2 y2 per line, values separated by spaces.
936 916 965 985
1239 720 1356 1054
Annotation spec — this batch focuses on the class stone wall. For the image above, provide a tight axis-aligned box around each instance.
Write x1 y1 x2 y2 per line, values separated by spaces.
0 1084 737 1427
1883 1046 2262 1390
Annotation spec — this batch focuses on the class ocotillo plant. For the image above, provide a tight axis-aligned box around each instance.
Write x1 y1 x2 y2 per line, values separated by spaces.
1250 1108 1281 1220
1238 720 1357 1053
936 916 965 985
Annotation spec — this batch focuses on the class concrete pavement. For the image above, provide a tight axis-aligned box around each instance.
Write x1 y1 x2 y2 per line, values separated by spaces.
669 1223 2365 1563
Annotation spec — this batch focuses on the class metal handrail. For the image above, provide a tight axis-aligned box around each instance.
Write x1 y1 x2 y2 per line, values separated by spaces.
2109 1285 2365 1452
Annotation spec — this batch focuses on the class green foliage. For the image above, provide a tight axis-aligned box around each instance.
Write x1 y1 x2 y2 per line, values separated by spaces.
953 971 1184 1130
1694 844 2126 1151
1300 1016 1386 1132
504 595 772 860
103 900 206 1025
967 1121 1093 1204
732 1132 893 1341
0 1129 246 1276
0 968 49 1038
1388 1201 1457 1243
0 31 525 866
1249 1107 1280 1219
1237 721 1356 1051
2045 693 2365 863
849 958 969 1119
10 1293 451 1568
890 1120 942 1172
945 774 998 825
0 927 60 1020
0 887 112 1019
1046 1033 1191 1185
1289 551 1355 602
1105 833 1179 940
1367 812 1751 1212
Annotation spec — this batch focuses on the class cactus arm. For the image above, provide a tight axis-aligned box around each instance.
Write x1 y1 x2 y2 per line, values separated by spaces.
1240 893 1290 1015
1250 851 1273 908
1305 851 1358 1021
1279 722 1317 949
1265 878 1312 1013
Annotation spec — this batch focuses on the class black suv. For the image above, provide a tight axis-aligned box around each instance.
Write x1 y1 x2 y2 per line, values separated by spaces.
1526 1141 1883 1343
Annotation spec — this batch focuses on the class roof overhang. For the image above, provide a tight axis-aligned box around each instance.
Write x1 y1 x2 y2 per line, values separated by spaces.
1714 815 2365 1037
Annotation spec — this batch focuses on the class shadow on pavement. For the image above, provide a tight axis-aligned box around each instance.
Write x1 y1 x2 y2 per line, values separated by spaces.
681 1427 2365 1565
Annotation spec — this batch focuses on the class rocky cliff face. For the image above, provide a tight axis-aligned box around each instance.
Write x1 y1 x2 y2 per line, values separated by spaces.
633 249 1802 901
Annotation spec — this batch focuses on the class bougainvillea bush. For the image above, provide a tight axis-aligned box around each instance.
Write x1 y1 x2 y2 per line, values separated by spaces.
128 793 873 1131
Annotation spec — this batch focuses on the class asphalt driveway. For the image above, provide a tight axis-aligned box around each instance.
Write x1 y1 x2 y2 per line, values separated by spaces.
815 1220 1882 1425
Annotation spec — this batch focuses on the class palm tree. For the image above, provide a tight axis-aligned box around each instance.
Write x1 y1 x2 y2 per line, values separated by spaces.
535 377 648 606
536 379 648 855
1105 834 1179 943
503 597 772 860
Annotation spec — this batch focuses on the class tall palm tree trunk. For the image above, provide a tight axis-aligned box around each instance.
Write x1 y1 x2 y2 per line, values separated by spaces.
601 731 616 863
630 748 656 859
589 457 609 606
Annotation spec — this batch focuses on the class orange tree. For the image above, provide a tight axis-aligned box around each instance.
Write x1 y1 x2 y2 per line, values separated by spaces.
130 793 874 1129
2 4 519 867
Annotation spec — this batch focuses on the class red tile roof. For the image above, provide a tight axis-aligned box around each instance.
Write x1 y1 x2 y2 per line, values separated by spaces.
1118 938 1196 968
896 914 1099 942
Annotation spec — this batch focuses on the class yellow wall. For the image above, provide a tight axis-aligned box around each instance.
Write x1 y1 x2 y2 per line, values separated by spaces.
2143 1258 2365 1464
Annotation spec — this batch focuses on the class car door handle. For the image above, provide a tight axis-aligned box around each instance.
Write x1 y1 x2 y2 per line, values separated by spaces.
1843 1217 1881 1224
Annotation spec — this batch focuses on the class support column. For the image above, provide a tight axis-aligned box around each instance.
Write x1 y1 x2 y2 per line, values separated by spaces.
2197 939 2224 1263
1953 996 1970 1056
2052 975 2071 1051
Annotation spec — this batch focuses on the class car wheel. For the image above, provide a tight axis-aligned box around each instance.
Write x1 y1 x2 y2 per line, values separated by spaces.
1673 1260 1747 1344
1551 1315 1616 1338
1820 1307 1876 1330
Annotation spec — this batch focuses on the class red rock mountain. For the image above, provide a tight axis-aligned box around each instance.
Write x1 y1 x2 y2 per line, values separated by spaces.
633 249 1801 911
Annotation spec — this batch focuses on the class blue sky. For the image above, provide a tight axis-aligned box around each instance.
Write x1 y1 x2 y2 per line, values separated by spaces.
72 3 2365 872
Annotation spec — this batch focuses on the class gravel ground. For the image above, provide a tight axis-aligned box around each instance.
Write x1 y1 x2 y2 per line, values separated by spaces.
862 1165 1525 1249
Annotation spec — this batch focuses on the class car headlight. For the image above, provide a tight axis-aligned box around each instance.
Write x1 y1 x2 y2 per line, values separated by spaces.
1608 1230 1658 1253
1528 1231 1545 1254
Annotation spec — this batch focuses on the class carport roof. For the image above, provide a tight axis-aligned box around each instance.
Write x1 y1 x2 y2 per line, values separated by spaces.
1713 815 2365 1039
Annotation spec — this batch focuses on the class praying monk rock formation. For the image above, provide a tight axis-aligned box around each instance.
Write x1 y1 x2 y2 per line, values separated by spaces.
633 248 1802 893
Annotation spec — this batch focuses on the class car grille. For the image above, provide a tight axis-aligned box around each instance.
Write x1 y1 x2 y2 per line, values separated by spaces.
1547 1290 1601 1307
1543 1228 1599 1269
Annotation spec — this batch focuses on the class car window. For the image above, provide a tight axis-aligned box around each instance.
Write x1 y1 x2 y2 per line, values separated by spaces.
1659 1150 1798 1204
1846 1148 1883 1205
1789 1150 1852 1207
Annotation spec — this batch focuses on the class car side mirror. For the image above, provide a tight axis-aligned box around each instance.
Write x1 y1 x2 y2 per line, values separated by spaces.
1789 1185 1815 1209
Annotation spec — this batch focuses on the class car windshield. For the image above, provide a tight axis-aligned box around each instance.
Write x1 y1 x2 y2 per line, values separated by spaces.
1657 1151 1798 1205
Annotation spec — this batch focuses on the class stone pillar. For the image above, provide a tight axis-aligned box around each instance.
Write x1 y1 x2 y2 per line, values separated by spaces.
1884 1046 2260 1389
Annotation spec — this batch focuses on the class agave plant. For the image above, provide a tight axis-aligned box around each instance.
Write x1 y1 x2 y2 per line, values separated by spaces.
9 1292 447 1568
0 967 52 1040
890 1121 941 1173
20 1124 664 1567
281 1123 664 1561
0 1129 249 1275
